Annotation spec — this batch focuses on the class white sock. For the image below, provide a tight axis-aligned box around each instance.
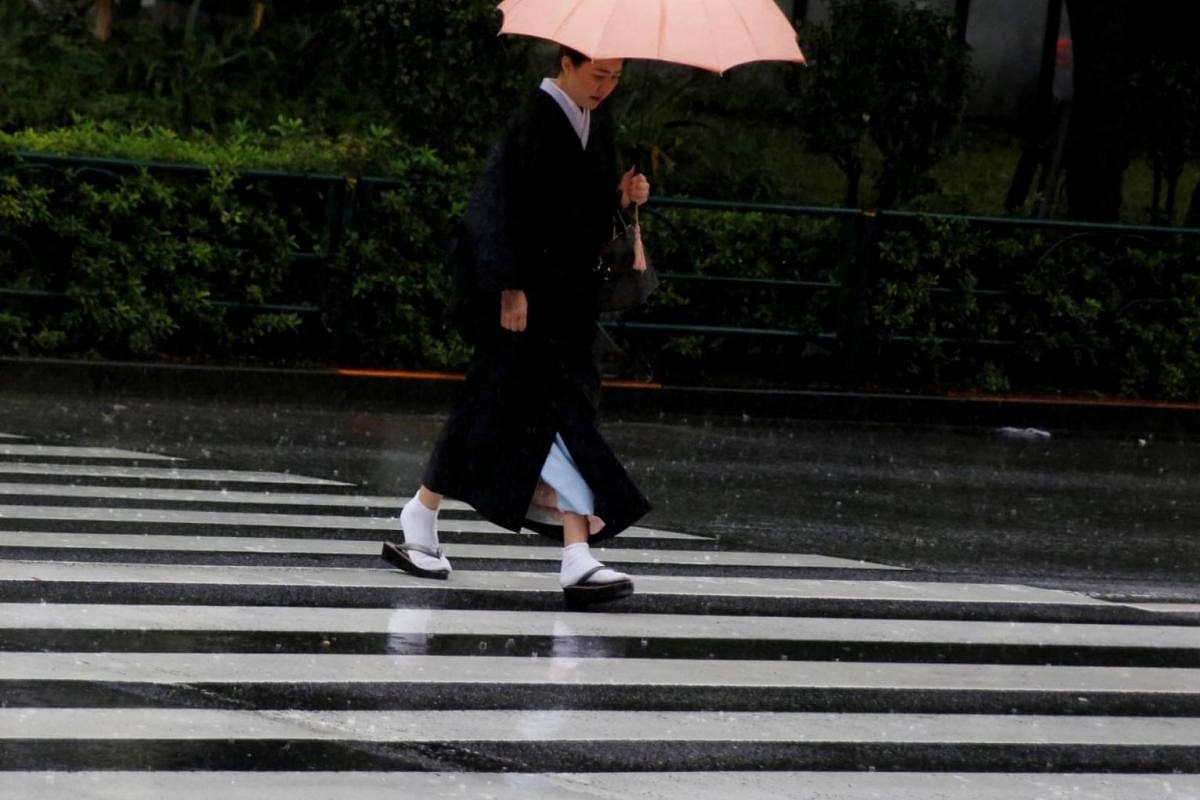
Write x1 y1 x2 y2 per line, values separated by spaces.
399 493 451 573
560 542 628 588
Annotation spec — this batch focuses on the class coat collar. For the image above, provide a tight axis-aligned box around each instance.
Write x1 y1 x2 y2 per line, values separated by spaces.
539 78 591 150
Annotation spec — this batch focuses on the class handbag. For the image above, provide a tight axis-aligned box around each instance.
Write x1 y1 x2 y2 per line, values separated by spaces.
596 205 659 312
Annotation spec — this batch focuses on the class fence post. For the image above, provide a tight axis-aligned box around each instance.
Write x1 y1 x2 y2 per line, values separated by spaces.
316 177 350 362
838 210 882 381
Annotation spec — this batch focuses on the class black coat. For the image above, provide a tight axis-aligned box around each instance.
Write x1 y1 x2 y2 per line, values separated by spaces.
423 89 651 542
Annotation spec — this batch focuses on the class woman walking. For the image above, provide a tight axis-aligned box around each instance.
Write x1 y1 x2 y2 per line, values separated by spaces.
381 47 652 608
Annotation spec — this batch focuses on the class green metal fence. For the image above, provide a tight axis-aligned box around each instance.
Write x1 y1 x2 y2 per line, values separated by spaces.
4 151 1200 390
629 196 1200 386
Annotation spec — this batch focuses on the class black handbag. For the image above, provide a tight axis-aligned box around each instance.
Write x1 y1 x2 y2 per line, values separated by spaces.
596 205 659 312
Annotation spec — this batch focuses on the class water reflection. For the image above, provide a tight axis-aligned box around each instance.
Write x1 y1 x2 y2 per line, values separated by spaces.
385 608 433 655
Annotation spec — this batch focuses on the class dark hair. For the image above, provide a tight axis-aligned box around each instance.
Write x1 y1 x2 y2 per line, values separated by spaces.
559 46 590 67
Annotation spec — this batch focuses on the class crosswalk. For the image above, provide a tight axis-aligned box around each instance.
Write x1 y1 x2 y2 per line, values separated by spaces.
0 430 1197 798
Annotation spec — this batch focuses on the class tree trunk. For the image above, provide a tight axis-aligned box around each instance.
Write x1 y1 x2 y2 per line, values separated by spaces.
92 0 113 40
1062 0 1134 222
1149 160 1163 222
1004 0 1062 213
1164 148 1185 222
841 157 863 209
955 0 971 43
1186 180 1200 228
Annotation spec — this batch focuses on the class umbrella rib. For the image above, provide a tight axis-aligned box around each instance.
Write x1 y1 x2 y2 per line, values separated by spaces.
722 0 765 58
547 1 595 56
543 0 626 60
592 0 627 60
682 0 719 73
657 0 668 62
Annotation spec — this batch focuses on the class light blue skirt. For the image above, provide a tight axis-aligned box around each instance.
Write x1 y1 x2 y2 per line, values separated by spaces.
538 433 595 515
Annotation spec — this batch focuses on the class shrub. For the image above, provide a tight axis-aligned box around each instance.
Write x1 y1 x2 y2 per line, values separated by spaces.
327 148 474 370
867 218 1200 399
4 121 1200 400
618 206 848 384
0 122 474 369
0 161 301 360
0 0 110 130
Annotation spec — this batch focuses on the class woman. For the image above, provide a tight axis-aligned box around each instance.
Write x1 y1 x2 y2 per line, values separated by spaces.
381 47 652 608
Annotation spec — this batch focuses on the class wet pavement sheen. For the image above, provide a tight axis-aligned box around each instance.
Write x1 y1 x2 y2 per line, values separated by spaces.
1 388 1196 597
2 381 1199 790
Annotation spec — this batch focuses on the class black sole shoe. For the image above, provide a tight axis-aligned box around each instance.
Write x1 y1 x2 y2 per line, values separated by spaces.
381 541 450 580
563 577 634 610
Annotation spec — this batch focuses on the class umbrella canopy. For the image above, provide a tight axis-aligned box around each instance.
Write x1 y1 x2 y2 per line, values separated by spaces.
497 0 805 74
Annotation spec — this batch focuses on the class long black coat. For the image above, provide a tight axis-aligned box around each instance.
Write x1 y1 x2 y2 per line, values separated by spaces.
423 89 651 543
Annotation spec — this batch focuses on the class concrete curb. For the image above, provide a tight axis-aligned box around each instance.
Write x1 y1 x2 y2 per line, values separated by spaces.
3 356 1199 434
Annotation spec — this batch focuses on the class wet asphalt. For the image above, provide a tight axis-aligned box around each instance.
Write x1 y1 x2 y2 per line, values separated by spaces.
2 375 1196 602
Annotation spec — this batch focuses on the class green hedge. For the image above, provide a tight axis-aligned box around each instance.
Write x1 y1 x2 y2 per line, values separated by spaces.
0 125 474 368
1 161 305 360
631 208 1200 399
868 217 1200 398
4 124 1200 399
327 151 473 371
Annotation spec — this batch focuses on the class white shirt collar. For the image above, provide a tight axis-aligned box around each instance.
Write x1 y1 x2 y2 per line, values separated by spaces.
539 77 590 149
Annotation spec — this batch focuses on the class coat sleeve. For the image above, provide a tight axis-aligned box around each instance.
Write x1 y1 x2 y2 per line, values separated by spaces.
456 129 527 296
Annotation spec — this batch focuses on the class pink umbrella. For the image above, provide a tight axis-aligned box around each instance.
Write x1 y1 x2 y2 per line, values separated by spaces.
497 0 805 74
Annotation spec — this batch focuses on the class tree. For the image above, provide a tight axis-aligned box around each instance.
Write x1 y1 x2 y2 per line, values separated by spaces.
1131 58 1200 223
1061 0 1199 223
798 3 874 207
340 0 536 157
800 0 972 209
868 4 974 208
1061 0 1135 222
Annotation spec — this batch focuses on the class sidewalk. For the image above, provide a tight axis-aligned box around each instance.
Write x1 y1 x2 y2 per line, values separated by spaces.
4 356 1200 435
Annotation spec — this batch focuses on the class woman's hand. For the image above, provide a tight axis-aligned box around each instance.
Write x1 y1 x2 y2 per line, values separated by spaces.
619 166 650 207
500 289 528 332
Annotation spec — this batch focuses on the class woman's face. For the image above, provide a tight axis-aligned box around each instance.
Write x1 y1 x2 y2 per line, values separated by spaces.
558 57 624 110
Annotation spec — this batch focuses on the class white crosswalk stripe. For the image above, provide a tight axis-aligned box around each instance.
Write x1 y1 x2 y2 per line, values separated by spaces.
3 604 1194 648
0 463 351 485
0 482 420 506
0 435 1197 797
4 653 1196 695
0 559 1118 605
6 708 1199 745
0 531 902 570
0 504 708 538
0 445 179 461
3 772 1197 800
